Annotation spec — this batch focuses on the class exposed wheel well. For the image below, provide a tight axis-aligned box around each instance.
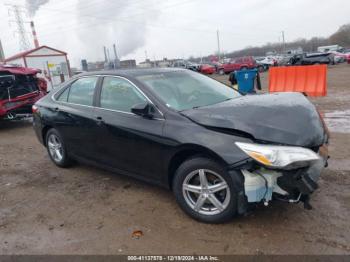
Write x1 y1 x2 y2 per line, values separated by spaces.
42 125 53 146
168 147 226 189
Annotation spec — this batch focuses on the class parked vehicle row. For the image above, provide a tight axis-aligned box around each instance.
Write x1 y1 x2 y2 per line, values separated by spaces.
171 60 200 71
172 49 349 76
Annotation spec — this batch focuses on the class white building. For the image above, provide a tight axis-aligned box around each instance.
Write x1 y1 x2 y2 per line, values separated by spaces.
4 45 71 90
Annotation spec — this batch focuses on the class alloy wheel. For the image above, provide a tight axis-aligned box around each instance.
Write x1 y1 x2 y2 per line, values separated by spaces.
182 169 231 215
47 134 63 162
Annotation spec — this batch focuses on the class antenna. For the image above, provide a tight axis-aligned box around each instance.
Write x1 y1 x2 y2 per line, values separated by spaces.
6 4 31 51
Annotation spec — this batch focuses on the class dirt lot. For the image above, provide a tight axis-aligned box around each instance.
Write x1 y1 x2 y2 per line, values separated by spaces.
0 64 349 255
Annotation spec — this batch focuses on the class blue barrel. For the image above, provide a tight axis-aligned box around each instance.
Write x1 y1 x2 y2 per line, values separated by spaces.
234 69 258 94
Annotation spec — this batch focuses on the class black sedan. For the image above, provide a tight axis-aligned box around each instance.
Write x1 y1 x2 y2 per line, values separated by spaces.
33 68 329 223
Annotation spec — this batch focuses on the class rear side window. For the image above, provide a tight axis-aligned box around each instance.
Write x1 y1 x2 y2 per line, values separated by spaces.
100 77 147 112
57 87 69 102
67 77 97 106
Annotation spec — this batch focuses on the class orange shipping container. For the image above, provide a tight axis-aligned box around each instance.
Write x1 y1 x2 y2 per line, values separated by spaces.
269 65 327 97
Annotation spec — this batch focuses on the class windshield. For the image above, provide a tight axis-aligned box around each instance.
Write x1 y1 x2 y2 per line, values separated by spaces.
136 70 240 111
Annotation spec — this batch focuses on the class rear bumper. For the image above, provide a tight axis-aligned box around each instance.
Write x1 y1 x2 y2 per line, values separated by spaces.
0 92 44 118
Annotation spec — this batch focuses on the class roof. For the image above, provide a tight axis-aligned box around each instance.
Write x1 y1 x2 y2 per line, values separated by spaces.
0 65 40 75
4 45 67 62
79 68 185 78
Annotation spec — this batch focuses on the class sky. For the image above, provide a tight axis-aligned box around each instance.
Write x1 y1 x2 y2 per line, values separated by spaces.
0 0 350 68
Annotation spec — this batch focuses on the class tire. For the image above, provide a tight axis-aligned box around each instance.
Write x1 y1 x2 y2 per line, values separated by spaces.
173 157 238 223
218 69 225 75
45 128 72 168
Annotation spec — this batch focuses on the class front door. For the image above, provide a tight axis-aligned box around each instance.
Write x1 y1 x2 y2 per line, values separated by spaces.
93 76 165 180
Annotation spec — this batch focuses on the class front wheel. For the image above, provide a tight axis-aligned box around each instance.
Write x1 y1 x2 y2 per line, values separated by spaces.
173 157 238 223
46 128 72 167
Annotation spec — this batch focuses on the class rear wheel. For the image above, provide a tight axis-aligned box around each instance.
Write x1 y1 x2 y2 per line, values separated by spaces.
46 128 72 167
173 157 237 223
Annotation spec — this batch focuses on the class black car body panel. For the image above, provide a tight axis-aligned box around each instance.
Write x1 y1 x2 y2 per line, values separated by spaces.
33 68 327 202
181 92 325 148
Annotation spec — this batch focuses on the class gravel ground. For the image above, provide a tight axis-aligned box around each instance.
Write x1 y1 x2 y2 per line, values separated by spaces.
0 64 349 255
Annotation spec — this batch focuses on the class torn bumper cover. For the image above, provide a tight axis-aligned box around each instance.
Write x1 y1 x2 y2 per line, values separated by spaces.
235 148 328 213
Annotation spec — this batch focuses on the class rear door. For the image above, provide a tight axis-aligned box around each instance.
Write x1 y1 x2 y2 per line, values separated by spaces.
93 76 165 180
53 76 100 160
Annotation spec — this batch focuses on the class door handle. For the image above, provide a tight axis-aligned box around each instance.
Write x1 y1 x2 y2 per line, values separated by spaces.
96 116 104 125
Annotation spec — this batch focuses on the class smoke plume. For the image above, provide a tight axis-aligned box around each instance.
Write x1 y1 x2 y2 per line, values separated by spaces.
25 0 50 17
76 0 160 59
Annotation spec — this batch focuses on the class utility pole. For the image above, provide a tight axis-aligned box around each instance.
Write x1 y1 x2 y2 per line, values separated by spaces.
216 30 221 61
282 31 286 54
113 43 120 69
7 4 31 51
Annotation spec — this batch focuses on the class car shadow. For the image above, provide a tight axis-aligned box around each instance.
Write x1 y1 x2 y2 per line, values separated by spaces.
69 161 301 228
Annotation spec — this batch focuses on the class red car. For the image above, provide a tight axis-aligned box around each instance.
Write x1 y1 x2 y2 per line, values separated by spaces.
0 65 47 120
199 64 216 74
218 56 257 75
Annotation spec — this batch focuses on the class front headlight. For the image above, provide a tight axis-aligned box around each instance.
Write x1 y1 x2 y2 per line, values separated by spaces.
235 142 320 169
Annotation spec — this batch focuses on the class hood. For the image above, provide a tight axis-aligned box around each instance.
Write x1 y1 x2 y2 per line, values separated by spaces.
182 92 325 147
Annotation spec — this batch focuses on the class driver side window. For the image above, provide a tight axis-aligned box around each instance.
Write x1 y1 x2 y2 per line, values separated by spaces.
100 77 147 113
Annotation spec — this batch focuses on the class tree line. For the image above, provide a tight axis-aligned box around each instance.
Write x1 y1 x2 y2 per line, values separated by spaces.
193 23 350 62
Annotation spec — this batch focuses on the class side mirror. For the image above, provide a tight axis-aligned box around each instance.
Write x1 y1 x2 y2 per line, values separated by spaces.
131 102 155 118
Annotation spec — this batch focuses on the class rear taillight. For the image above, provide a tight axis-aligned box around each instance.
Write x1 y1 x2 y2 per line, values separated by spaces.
32 105 39 114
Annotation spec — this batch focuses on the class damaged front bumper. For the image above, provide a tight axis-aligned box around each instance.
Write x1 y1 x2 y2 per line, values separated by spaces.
236 146 329 212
